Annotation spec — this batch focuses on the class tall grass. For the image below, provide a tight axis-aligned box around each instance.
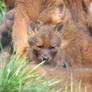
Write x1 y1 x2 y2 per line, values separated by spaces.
0 53 61 92
0 0 5 21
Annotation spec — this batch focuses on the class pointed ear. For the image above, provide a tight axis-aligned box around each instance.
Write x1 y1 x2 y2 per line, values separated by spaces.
55 23 64 34
56 3 65 17
27 21 37 35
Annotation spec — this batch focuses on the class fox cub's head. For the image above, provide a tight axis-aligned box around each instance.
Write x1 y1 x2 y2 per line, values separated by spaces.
27 22 64 64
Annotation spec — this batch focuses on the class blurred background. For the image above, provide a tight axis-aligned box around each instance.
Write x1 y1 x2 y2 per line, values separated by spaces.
0 0 5 22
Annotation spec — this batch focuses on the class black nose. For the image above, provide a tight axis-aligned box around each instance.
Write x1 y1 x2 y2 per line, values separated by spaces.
42 56 49 61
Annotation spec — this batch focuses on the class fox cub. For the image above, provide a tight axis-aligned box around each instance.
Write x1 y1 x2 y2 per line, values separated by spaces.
27 1 92 67
27 22 67 67
27 18 92 67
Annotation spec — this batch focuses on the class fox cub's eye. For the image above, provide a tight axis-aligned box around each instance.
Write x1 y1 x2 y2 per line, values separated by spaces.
37 45 43 48
49 46 55 49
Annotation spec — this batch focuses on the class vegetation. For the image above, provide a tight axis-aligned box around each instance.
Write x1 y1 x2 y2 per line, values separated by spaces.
0 51 87 92
0 1 88 92
0 53 61 92
0 0 5 21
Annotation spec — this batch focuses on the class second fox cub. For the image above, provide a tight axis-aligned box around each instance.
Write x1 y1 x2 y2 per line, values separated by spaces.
27 19 92 67
38 1 92 35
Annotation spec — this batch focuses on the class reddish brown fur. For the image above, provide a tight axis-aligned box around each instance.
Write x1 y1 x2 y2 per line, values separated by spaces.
12 0 92 57
87 1 92 29
63 0 91 22
27 18 92 68
50 6 92 67
56 4 92 67
60 19 92 67
4 0 90 58
27 23 64 67
63 0 92 35
29 3 92 67
38 0 64 25
38 0 92 35
12 0 59 57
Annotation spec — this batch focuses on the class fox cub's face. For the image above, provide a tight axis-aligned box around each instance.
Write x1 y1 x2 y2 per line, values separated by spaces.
27 22 64 63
